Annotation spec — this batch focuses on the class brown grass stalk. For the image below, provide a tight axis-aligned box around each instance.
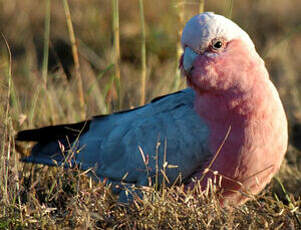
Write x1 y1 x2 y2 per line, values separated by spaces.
42 0 57 124
199 0 205 13
227 0 234 19
139 0 147 105
1 32 23 222
112 0 121 108
62 0 86 119
173 0 185 91
1 32 12 205
199 125 232 183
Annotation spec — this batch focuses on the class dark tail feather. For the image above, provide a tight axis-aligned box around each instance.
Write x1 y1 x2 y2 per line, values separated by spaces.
16 120 91 143
20 140 79 167
21 142 64 166
16 120 91 166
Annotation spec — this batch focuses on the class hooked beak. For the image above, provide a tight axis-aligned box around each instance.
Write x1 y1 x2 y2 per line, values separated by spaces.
182 47 199 77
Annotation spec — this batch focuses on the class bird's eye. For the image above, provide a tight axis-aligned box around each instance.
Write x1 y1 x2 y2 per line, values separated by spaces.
213 40 223 49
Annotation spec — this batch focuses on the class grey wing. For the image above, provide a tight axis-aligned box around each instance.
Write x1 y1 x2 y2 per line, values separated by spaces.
76 88 210 186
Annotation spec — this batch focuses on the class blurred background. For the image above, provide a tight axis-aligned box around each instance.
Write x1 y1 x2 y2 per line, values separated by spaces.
0 0 301 185
0 0 300 119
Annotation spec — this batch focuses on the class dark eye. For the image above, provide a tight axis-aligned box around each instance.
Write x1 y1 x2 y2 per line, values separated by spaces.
213 40 223 49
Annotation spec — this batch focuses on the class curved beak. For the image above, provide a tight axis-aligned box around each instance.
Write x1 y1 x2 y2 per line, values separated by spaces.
183 47 199 75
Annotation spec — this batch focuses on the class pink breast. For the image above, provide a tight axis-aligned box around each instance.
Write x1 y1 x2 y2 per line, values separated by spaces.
185 40 288 205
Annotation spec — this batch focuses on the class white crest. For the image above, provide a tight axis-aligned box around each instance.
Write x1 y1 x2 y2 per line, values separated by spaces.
181 12 255 53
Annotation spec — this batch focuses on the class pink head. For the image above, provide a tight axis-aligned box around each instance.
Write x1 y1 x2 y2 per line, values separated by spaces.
180 12 267 95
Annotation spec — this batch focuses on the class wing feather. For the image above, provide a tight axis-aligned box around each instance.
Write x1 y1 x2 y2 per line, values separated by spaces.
76 88 210 186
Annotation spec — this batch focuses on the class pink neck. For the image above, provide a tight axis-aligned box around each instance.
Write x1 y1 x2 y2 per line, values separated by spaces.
195 90 252 172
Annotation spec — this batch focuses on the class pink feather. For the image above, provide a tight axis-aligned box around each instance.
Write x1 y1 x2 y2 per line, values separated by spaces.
184 39 288 205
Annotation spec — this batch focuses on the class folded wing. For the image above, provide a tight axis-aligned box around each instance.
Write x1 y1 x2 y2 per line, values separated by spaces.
17 88 210 187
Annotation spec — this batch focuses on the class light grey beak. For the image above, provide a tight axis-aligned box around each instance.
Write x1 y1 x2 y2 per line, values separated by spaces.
183 47 199 74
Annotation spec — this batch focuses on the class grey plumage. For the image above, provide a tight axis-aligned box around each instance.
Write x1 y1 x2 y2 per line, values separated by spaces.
17 88 210 199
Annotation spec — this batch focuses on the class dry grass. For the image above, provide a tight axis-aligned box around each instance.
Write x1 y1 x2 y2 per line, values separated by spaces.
0 0 301 229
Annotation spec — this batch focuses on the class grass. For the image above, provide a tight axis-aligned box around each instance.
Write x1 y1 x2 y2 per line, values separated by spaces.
138 0 146 105
0 0 301 228
112 0 121 109
62 0 86 119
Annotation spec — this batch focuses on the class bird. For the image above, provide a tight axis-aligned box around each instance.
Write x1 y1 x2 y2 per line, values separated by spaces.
16 12 288 205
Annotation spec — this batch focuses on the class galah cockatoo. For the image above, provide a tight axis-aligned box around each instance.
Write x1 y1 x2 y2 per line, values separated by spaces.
16 12 288 205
